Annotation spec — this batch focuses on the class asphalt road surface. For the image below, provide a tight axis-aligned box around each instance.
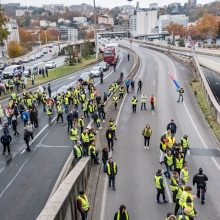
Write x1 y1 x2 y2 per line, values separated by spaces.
93 41 220 220
0 49 134 220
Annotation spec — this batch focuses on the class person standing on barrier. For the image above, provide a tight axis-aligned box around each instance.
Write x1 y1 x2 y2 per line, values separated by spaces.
77 191 89 220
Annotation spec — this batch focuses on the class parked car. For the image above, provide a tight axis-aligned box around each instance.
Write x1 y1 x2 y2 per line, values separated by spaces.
3 65 23 79
98 61 109 71
23 64 39 77
29 55 36 61
42 48 48 54
90 66 103 77
36 53 42 59
22 57 29 63
0 63 9 71
12 59 23 65
45 61 56 69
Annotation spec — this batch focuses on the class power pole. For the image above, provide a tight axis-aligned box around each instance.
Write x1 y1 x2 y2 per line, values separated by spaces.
93 0 99 59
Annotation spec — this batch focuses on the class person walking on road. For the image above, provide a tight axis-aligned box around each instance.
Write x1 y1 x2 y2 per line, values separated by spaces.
100 71 104 84
140 93 147 110
177 87 184 102
150 94 156 111
119 86 125 100
106 127 114 151
47 84 52 97
137 79 142 94
77 191 89 220
193 168 208 204
113 95 119 110
1 131 12 155
142 124 152 149
130 79 135 93
181 135 189 159
12 114 19 136
131 96 138 113
180 164 190 185
167 119 177 137
164 150 173 179
24 126 31 152
154 169 168 204
102 147 109 173
114 62 117 72
107 157 117 191
114 204 129 220
127 53 130 61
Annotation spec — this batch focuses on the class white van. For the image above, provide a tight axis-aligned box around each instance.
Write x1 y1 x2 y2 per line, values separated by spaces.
3 65 23 79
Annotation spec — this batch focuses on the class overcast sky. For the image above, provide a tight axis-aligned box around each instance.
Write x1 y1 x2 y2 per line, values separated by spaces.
1 0 215 8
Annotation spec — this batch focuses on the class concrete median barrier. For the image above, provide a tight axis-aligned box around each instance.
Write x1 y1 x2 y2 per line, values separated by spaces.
37 45 140 220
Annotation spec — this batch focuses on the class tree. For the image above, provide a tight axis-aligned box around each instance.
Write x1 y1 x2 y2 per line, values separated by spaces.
166 22 187 41
0 5 9 44
7 41 23 58
81 40 93 59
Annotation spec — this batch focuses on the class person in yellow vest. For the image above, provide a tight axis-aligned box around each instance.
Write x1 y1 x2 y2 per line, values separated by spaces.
73 142 83 161
174 153 185 174
56 104 63 123
70 127 79 146
119 86 125 100
107 157 117 191
81 129 90 155
159 137 168 164
131 96 138 113
170 171 179 203
142 124 152 149
78 115 85 133
64 95 69 113
89 128 96 143
183 197 197 220
167 135 176 149
113 95 119 110
154 169 168 203
88 142 99 164
77 191 89 220
179 186 193 209
174 183 184 215
181 135 189 159
83 100 89 118
164 150 173 178
109 119 117 140
46 104 53 125
140 93 147 111
180 164 189 185
114 204 129 220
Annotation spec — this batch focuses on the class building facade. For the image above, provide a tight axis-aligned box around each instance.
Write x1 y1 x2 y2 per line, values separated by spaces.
68 28 78 42
98 15 114 26
6 19 20 42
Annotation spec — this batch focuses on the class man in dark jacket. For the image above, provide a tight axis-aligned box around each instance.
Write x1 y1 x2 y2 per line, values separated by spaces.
1 131 12 155
193 168 208 204
114 204 129 220
102 147 108 173
47 84 52 97
167 119 177 136
107 157 117 191
67 111 73 133
106 128 114 151
24 128 31 152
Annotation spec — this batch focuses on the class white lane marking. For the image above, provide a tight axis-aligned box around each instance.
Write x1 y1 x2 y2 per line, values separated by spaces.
68 76 76 79
162 172 172 203
0 159 28 199
165 53 220 172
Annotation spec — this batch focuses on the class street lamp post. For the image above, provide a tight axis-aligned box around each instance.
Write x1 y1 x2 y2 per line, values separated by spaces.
93 0 99 59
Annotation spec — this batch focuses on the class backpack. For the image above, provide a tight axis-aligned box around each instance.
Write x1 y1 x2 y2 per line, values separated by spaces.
23 113 28 121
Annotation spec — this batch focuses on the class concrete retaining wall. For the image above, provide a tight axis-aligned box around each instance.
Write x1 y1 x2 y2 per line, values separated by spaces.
37 45 140 220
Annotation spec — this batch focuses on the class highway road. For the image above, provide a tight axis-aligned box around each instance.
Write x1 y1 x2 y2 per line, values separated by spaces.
0 48 134 220
93 41 220 220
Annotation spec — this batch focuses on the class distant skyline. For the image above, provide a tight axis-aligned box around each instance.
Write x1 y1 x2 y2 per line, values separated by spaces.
1 0 215 8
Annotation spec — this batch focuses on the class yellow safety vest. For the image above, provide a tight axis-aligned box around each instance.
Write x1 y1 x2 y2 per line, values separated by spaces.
57 105 63 113
170 177 178 191
74 146 82 158
176 186 183 200
81 133 90 143
70 128 78 141
141 95 147 103
46 106 52 115
167 136 175 148
117 211 129 220
78 118 84 127
178 215 189 220
175 158 184 169
181 138 188 149
154 175 163 189
88 145 96 156
64 97 69 105
161 142 167 151
27 98 32 106
165 154 173 166
179 191 192 207
181 169 189 183
77 195 89 211
113 96 118 102
131 98 137 105
107 162 117 175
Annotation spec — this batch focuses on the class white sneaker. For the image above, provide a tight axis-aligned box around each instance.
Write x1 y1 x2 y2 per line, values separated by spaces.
144 146 147 149
147 147 149 150
102 120 105 122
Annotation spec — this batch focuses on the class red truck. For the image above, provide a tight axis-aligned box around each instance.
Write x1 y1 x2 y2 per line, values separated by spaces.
103 43 119 65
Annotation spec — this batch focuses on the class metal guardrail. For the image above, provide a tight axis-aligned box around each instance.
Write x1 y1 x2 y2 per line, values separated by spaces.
37 45 141 220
